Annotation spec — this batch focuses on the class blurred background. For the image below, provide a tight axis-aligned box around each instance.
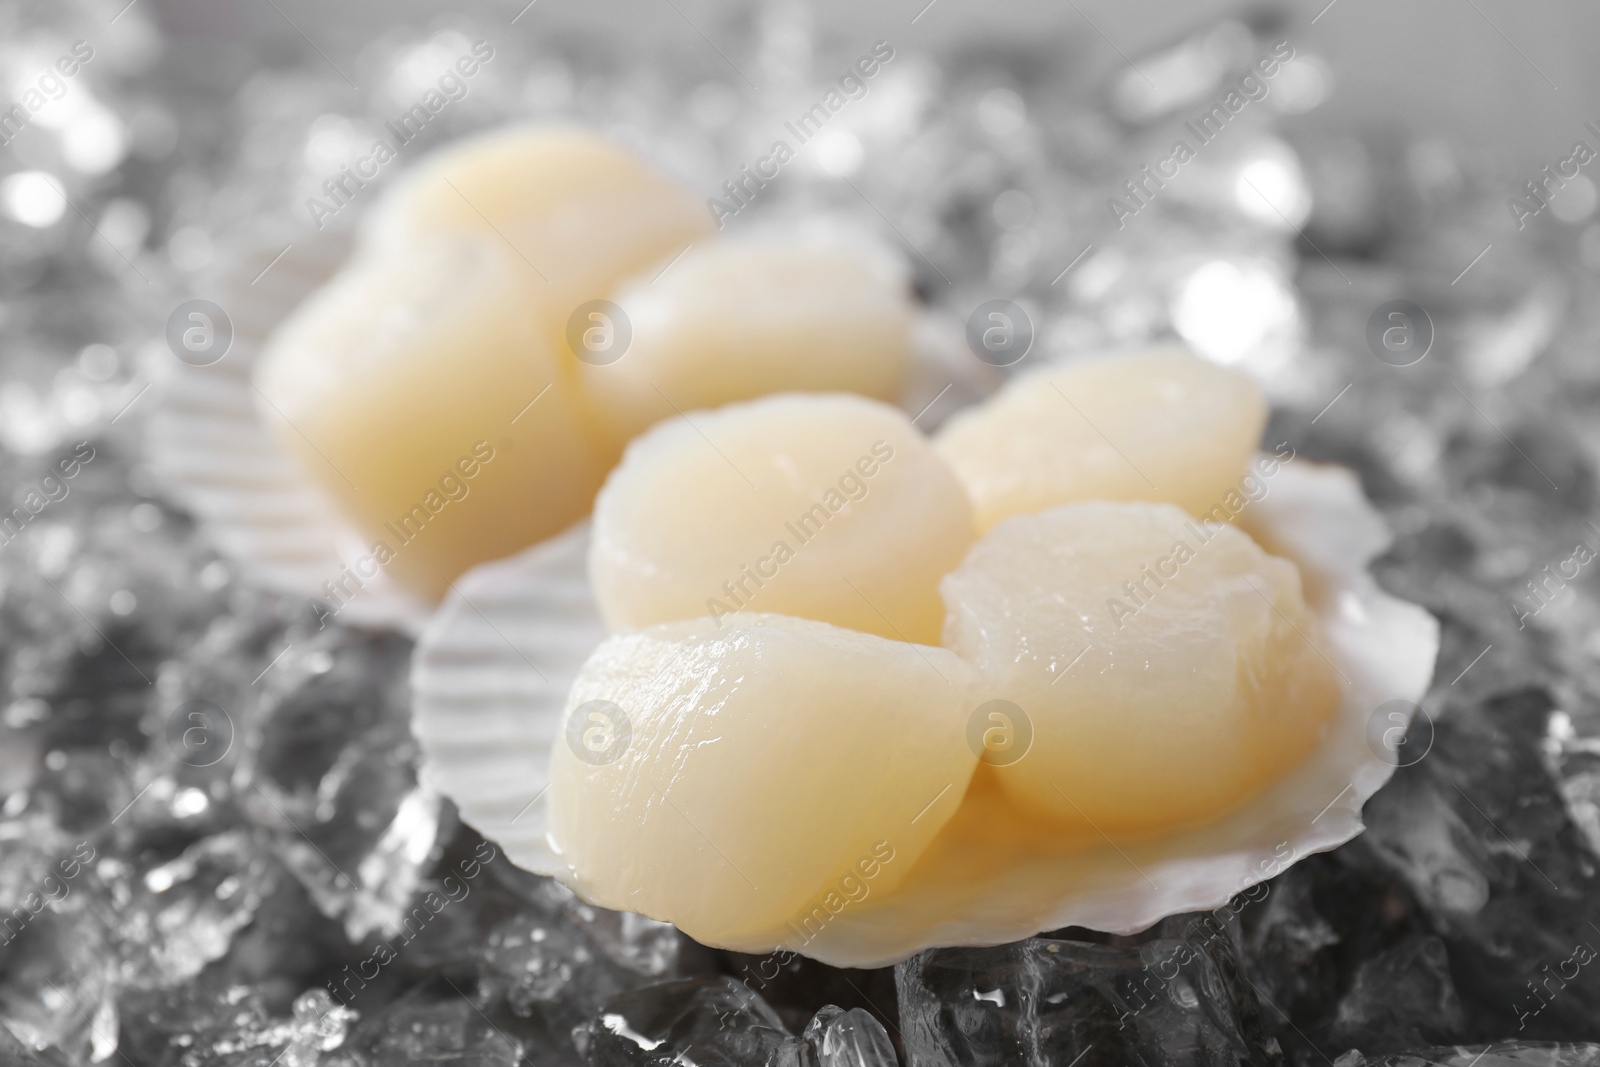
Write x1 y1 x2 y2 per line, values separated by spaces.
4 1 1600 1065
143 0 1600 161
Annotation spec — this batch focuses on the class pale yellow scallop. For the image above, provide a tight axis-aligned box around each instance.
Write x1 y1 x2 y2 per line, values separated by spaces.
935 346 1266 531
547 613 980 948
361 125 714 332
254 234 606 601
941 501 1340 837
577 231 914 448
588 393 976 644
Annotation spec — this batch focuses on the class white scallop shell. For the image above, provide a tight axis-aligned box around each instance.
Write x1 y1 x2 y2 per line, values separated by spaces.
412 457 1440 967
146 227 989 634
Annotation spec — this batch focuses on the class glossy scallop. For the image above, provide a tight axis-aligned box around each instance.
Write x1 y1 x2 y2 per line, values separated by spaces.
254 235 606 600
941 500 1342 836
588 393 976 644
362 125 714 327
546 613 980 949
577 229 914 448
935 346 1266 531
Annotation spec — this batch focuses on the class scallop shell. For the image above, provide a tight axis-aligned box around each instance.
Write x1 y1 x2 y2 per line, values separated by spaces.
411 458 1440 967
146 226 990 634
